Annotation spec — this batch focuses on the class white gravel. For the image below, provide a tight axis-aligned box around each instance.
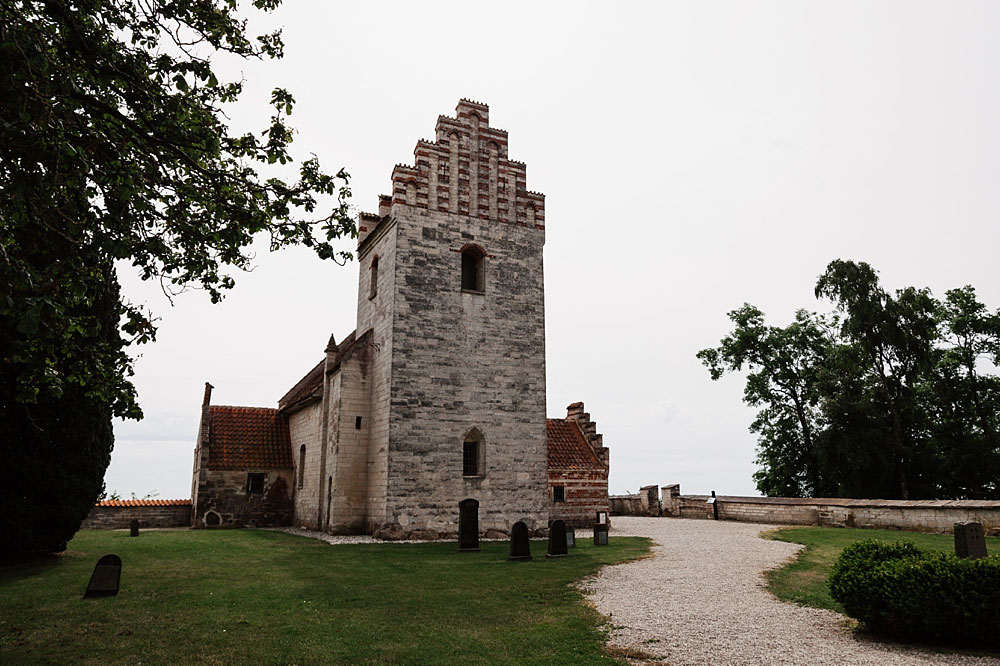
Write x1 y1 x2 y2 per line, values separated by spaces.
585 517 999 666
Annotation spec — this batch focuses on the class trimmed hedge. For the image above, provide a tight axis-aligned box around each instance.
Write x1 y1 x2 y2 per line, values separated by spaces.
829 539 1000 645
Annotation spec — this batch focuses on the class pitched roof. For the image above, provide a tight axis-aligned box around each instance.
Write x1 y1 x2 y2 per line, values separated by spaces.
278 330 361 413
547 418 605 470
207 406 292 470
95 499 191 507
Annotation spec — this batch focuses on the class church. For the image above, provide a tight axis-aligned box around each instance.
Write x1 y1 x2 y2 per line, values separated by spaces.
190 100 609 538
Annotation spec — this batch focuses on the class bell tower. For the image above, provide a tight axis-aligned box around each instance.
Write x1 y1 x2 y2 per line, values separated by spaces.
355 99 549 537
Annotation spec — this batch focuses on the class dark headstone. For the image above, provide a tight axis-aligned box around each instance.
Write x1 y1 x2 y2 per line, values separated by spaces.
129 519 139 537
596 510 608 525
547 520 568 558
508 521 532 561
84 554 122 598
458 498 480 552
594 523 609 546
955 522 988 559
566 526 576 548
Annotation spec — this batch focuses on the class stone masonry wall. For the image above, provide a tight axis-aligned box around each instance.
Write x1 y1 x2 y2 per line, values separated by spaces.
82 501 191 529
288 400 322 528
354 214 398 532
195 469 294 528
671 493 1000 535
550 469 609 528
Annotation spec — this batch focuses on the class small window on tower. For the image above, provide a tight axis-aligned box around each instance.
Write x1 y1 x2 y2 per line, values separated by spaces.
247 473 265 494
463 440 479 477
460 246 485 293
369 255 379 300
553 486 566 503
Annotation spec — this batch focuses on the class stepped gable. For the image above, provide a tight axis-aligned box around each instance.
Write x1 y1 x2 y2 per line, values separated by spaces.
278 330 359 413
547 419 604 470
358 99 546 248
207 406 292 470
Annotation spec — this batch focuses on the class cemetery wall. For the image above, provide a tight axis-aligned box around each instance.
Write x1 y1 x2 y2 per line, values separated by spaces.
550 469 609 528
672 493 1000 535
82 500 191 529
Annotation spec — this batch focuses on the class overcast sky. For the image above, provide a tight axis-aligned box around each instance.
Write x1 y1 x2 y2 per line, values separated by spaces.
106 1 1000 500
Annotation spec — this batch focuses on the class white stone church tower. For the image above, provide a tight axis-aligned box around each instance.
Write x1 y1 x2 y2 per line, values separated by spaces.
281 99 548 537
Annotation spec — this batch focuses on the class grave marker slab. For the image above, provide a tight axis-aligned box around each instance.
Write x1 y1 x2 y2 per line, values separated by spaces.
84 554 121 598
129 519 139 537
955 522 988 559
593 523 609 546
566 526 576 548
508 521 532 561
458 498 480 552
547 520 568 558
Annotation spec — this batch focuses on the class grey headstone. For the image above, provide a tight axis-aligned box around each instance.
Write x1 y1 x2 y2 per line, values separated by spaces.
508 521 532 561
594 523 609 546
84 554 121 598
129 519 139 537
566 526 576 548
547 520 568 558
955 522 988 559
458 498 480 552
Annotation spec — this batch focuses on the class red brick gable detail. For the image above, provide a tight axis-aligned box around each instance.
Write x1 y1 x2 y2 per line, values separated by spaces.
547 419 605 471
207 406 292 470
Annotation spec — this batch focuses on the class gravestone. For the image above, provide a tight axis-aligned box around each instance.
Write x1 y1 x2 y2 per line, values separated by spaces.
594 523 609 546
596 510 608 525
566 526 576 548
508 521 532 561
458 498 480 552
547 520 568 558
84 554 122 598
129 519 139 537
955 522 988 559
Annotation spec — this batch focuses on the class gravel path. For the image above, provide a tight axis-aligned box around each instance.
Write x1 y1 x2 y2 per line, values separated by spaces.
586 517 999 666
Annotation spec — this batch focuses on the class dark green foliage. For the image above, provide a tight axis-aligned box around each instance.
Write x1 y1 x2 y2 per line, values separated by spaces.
699 259 1000 500
1 1 352 554
829 539 1000 645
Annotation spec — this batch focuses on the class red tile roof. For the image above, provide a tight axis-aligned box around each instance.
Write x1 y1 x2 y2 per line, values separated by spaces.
547 419 605 470
95 499 191 507
207 406 292 470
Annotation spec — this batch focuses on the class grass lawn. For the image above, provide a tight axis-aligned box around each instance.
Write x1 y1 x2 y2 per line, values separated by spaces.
764 526 1000 614
0 529 649 665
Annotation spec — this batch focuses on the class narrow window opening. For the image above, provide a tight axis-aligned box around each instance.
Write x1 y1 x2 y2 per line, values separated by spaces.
247 473 265 494
369 256 379 300
463 440 479 476
355 416 362 430
461 247 485 292
298 445 306 488
553 486 565 503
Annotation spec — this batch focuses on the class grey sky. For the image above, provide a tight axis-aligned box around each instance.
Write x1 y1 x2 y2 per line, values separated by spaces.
106 1 1000 500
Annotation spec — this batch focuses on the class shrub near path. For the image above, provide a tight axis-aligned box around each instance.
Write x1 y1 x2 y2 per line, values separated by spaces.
0 529 650 665
765 527 1000 615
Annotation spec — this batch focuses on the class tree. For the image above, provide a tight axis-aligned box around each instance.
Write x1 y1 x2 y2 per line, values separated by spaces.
697 305 832 496
1 0 354 555
815 260 939 499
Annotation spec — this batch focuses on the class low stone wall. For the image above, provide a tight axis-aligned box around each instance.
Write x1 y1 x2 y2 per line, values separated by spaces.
610 485 662 517
674 494 1000 535
82 499 192 529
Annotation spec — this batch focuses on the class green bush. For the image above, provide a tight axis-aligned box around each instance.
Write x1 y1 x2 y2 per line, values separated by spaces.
829 539 1000 645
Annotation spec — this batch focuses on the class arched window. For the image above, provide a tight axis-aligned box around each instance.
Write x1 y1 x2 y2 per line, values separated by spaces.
460 245 485 293
298 445 306 488
369 255 379 300
463 428 484 477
